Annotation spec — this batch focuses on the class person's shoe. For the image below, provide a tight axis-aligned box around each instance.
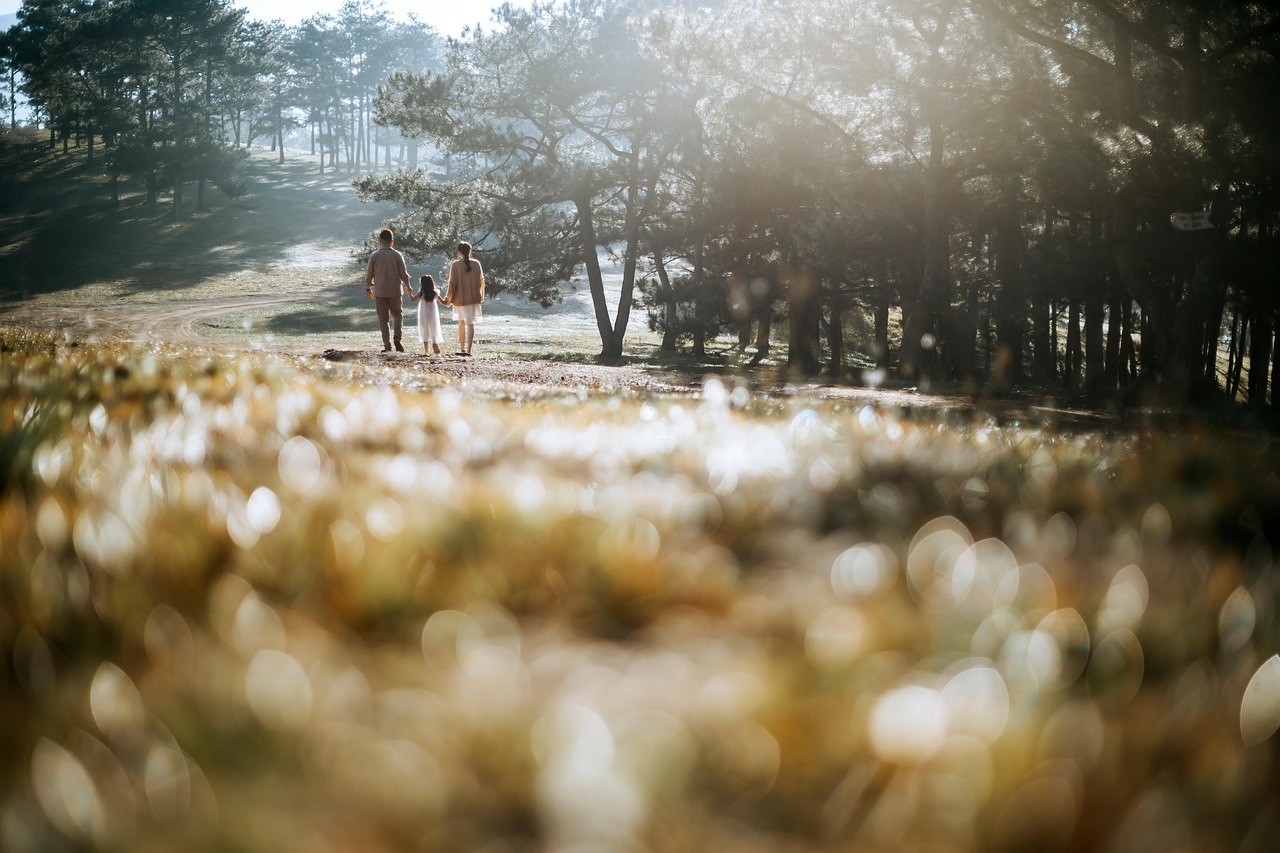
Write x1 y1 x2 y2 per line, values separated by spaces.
382 347 391 352
395 342 405 352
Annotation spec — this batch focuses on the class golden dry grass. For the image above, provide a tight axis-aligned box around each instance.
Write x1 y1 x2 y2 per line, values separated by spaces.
3 328 1280 852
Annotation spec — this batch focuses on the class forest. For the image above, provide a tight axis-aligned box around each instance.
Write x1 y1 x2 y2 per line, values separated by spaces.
4 0 1280 403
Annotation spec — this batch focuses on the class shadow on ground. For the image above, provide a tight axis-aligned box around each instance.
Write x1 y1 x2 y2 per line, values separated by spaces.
0 131 398 300
257 292 369 335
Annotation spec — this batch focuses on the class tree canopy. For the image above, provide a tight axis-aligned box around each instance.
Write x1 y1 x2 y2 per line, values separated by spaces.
355 0 1280 400
3 0 442 214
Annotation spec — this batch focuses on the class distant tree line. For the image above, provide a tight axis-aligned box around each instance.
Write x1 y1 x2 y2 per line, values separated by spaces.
0 0 441 218
355 0 1280 403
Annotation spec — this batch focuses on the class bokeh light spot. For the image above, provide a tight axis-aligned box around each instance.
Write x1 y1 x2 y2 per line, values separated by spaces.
942 666 1009 752
31 739 103 842
245 649 313 732
89 663 145 743
870 685 947 765
805 607 867 670
1241 655 1280 747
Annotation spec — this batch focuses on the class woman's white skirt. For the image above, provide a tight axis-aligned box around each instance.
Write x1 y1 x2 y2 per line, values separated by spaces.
452 303 483 324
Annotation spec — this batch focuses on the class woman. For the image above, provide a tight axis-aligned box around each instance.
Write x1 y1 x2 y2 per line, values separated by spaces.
444 241 485 357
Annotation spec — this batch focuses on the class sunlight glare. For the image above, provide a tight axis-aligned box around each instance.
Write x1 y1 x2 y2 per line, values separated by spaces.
870 685 947 765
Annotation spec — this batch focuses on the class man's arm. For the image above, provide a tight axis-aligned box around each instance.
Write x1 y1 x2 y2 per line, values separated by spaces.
365 257 375 299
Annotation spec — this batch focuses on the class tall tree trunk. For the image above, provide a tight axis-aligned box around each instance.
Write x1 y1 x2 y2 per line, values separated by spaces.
1272 323 1280 410
901 80 949 386
1066 299 1081 390
1032 211 1054 383
1226 307 1243 400
1105 272 1123 388
993 175 1025 387
606 166 643 361
198 60 212 211
172 50 184 220
1085 215 1106 390
786 260 821 376
654 252 678 353
576 187 640 362
754 301 771 360
576 198 615 355
875 253 891 369
1085 290 1105 392
1120 303 1136 385
828 291 844 380
276 85 285 164
357 88 366 172
1248 317 1272 406
737 270 758 350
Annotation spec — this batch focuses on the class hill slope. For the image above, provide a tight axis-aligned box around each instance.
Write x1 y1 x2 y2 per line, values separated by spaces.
0 134 667 363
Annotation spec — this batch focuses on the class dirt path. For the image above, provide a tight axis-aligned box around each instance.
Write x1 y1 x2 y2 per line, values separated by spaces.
21 293 309 344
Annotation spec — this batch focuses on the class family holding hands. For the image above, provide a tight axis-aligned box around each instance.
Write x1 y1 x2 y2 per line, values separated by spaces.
364 227 485 357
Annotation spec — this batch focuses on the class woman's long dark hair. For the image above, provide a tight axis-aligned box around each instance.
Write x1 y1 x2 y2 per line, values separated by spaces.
458 241 472 272
420 274 436 299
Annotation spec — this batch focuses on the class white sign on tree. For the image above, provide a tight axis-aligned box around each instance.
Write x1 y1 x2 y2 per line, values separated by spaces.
1171 211 1214 231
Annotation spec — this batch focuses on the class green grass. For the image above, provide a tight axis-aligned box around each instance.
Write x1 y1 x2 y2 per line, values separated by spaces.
2 329 1280 852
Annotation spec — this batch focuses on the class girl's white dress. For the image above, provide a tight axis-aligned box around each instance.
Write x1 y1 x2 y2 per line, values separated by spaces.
417 295 444 344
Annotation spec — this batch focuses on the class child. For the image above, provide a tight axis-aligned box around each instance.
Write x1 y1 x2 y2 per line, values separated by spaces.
409 274 446 355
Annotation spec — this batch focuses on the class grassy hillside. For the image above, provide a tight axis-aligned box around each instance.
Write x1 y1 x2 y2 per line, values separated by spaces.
0 131 678 363
0 130 392 298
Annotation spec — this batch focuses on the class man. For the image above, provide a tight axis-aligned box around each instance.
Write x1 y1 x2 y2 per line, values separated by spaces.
364 227 412 352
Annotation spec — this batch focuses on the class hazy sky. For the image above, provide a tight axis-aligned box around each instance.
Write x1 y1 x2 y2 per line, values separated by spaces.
0 1 530 38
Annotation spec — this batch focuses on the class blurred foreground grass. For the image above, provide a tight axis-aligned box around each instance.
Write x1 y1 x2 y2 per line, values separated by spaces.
3 327 1280 852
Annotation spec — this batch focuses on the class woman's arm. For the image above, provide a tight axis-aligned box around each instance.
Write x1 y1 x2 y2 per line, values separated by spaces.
444 263 457 305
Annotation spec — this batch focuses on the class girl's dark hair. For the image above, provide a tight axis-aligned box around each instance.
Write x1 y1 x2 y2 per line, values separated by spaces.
420 274 435 299
458 241 472 272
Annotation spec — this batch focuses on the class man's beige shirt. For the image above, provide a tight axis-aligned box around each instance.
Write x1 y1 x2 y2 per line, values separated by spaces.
366 247 409 298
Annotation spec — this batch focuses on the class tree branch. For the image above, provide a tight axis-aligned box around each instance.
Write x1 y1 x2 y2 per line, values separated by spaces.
1206 18 1280 65
1080 0 1188 67
970 0 1116 74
